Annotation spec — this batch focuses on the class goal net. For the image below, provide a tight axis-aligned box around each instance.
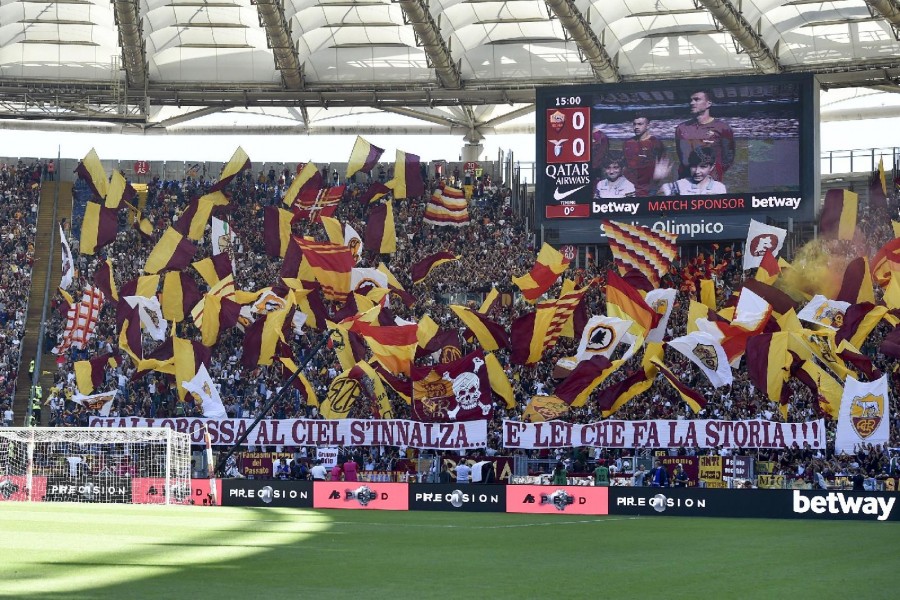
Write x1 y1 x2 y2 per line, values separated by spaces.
0 428 191 505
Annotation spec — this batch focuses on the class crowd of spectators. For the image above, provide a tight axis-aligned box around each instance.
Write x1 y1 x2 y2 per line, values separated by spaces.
33 157 900 486
0 161 41 427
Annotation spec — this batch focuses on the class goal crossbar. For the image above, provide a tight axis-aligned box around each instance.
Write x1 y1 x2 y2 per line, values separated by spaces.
0 427 191 505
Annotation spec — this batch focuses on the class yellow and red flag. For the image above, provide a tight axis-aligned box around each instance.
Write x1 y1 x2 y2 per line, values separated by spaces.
512 243 570 303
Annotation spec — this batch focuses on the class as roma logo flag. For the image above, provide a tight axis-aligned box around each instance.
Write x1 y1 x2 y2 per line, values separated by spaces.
411 350 491 422
835 374 890 453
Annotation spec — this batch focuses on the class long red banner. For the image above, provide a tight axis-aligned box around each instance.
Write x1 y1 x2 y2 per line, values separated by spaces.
502 419 826 449
88 417 488 450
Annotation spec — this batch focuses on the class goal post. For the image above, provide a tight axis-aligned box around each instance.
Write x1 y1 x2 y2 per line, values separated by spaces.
0 427 191 505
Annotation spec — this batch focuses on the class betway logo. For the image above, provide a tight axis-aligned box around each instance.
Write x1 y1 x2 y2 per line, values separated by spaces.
793 490 895 521
751 195 801 209
592 201 639 215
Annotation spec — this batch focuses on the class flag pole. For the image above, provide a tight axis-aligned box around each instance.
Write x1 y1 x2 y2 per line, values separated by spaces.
213 328 333 477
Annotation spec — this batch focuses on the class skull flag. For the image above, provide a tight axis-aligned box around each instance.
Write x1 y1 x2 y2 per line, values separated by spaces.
411 350 492 422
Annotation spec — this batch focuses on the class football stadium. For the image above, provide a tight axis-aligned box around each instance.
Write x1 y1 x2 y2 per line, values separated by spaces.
1 0 900 597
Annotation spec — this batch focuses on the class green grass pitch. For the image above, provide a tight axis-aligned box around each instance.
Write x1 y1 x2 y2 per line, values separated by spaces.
1 502 897 599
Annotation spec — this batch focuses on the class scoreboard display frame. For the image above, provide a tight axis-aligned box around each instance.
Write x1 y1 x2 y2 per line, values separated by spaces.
534 73 819 243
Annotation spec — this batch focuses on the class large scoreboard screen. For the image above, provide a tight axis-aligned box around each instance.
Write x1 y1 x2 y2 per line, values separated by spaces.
535 74 818 241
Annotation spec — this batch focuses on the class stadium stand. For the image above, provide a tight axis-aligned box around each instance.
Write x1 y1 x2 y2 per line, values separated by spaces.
18 152 897 490
0 161 41 427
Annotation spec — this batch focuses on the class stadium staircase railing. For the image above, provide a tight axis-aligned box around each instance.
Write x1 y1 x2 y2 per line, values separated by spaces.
14 177 73 425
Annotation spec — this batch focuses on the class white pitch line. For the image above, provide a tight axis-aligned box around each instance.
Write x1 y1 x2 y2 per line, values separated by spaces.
326 516 642 529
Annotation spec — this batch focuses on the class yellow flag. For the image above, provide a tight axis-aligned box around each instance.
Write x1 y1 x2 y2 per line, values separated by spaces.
485 352 515 409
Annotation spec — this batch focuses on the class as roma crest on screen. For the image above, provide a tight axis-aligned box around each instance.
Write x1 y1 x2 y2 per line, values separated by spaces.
411 350 491 422
691 343 719 371
849 393 883 439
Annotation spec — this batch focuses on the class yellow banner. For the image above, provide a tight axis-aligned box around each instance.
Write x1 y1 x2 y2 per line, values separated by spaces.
698 455 723 487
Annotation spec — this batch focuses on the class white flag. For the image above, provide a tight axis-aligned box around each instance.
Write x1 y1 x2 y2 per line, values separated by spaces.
731 286 772 331
345 223 364 264
59 223 74 290
351 267 389 293
125 295 168 341
743 219 786 270
211 217 237 270
797 295 850 330
576 316 632 362
645 288 677 343
835 374 890 454
72 390 117 417
182 364 228 419
667 331 733 388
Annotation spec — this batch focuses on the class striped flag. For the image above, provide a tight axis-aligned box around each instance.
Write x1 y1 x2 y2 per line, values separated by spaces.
144 227 198 274
74 352 120 396
104 170 136 210
509 305 556 366
603 220 678 286
789 356 843 419
819 189 858 240
449 305 509 352
349 319 418 376
241 306 293 367
79 202 118 256
283 162 323 209
346 136 384 178
75 149 109 199
386 150 425 199
173 191 229 241
364 200 397 255
512 243 570 303
173 336 212 401
192 252 233 287
836 302 890 349
264 206 294 258
745 333 792 405
868 158 888 212
555 355 619 407
871 237 900 287
424 186 469 226
92 258 118 303
836 257 875 304
294 237 355 301
411 251 459 284
606 270 658 334
651 358 707 414
161 271 201 323
208 147 250 193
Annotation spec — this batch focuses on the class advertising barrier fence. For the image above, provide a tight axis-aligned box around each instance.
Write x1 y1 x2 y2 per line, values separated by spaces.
211 482 899 521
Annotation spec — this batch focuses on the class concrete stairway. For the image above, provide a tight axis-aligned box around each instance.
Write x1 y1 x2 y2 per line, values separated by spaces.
13 180 73 425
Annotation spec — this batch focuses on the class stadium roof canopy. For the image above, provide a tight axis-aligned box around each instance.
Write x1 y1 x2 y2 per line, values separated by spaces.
1 0 899 139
